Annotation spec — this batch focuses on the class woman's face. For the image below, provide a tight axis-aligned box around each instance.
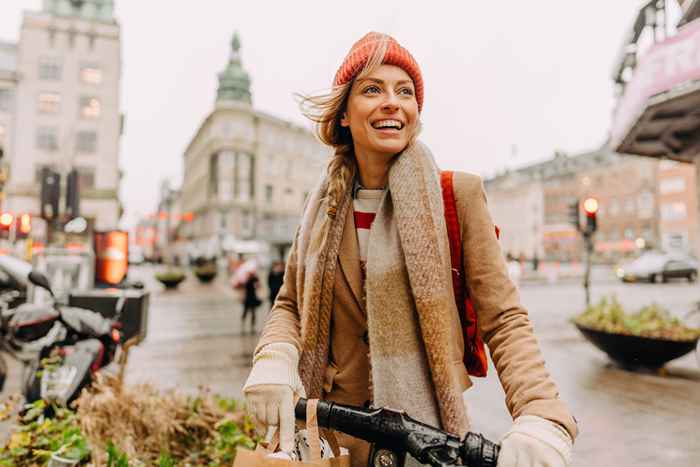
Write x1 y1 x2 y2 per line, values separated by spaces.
340 64 419 160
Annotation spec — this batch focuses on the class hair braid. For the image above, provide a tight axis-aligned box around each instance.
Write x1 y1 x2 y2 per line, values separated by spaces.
325 144 355 219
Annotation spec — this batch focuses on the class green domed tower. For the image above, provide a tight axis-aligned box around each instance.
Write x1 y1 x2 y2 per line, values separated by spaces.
42 0 115 22
217 32 252 105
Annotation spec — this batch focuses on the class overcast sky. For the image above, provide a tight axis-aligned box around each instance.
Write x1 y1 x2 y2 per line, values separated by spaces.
0 1 675 227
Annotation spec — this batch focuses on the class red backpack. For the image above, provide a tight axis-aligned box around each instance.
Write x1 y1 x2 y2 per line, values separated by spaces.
440 171 499 377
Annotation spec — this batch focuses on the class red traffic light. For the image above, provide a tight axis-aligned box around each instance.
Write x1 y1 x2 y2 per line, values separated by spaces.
0 213 13 228
583 198 599 215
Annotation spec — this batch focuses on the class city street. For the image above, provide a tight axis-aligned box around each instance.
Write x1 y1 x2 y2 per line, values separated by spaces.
125 266 700 467
1 266 698 466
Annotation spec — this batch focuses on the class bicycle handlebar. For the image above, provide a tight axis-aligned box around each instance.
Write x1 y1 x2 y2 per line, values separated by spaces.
295 397 499 467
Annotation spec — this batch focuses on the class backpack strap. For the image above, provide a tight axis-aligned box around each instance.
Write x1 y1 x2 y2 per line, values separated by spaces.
440 171 466 307
440 170 490 377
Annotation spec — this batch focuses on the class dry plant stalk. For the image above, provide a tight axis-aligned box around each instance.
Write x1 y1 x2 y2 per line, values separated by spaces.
75 374 250 465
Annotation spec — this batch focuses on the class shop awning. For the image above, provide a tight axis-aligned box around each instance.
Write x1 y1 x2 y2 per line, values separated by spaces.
611 19 700 161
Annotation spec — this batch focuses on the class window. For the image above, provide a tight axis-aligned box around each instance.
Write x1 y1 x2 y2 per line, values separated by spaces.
38 57 62 80
660 202 687 221
0 89 11 112
659 177 686 194
208 154 218 198
38 92 61 114
637 191 654 219
265 185 273 203
36 126 59 151
659 159 679 170
624 228 634 240
624 197 635 214
77 167 95 189
75 131 97 154
609 197 620 215
79 96 101 118
235 152 253 202
241 210 253 235
80 65 102 84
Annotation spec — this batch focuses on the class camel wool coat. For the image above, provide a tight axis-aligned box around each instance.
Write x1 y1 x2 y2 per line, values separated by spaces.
257 171 577 464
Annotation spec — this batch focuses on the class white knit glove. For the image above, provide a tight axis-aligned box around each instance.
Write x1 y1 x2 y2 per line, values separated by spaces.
497 416 573 467
242 342 306 452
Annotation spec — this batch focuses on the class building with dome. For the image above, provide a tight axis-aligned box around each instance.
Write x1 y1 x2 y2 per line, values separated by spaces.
178 32 328 260
0 0 122 233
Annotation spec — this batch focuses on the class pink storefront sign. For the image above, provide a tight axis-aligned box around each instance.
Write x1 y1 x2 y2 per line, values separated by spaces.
610 18 700 149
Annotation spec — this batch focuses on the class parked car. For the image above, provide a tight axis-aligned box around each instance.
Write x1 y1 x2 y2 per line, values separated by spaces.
616 251 698 283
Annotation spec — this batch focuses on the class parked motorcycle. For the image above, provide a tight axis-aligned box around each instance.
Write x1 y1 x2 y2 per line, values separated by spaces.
0 268 126 407
294 398 500 467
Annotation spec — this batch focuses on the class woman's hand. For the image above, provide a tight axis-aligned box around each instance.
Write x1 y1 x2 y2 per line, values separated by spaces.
497 416 572 467
243 342 306 452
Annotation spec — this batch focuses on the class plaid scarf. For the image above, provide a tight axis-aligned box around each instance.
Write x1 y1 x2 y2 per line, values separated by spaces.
294 142 469 439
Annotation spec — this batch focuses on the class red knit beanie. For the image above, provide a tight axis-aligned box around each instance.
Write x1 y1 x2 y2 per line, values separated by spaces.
334 32 424 111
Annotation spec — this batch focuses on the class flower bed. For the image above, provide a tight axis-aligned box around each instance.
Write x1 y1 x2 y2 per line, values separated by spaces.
0 376 259 466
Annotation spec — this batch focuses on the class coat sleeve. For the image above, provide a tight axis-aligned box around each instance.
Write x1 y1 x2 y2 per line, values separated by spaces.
254 232 303 355
453 171 578 440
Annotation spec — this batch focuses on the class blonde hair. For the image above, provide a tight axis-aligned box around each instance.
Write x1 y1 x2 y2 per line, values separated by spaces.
297 34 421 249
294 36 390 251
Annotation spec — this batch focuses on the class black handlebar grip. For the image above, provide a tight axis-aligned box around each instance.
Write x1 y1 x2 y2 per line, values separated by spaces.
462 432 500 467
294 397 333 428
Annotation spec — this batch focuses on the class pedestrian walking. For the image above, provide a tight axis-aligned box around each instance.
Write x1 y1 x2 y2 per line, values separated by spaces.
242 32 576 467
507 253 522 288
241 269 262 334
267 260 285 306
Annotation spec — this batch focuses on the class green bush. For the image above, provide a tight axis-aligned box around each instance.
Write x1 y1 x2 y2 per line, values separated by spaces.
0 382 259 466
155 270 185 282
574 295 700 341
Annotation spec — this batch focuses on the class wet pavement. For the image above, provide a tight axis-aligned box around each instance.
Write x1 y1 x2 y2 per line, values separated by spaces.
2 265 699 465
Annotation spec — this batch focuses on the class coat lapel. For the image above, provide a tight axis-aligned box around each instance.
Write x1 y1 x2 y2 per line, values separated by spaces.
338 202 364 311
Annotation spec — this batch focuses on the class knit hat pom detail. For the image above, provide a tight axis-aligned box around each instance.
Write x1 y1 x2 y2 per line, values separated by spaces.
333 32 424 111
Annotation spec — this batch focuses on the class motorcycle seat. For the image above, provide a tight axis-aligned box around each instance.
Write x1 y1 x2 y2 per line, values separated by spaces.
60 307 112 337
9 303 59 328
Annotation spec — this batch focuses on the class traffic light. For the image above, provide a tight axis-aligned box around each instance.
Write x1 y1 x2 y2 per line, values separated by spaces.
583 197 598 234
66 168 80 219
0 212 12 238
15 214 31 239
567 199 580 230
40 167 60 221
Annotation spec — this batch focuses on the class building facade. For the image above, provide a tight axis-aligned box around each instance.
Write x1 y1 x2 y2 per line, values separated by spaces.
179 33 328 260
484 172 544 262
0 41 18 187
485 147 696 262
3 0 122 232
610 1 700 259
657 159 699 254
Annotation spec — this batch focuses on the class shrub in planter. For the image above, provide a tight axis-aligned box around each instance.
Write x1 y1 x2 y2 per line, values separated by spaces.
573 295 700 368
155 269 186 289
194 263 218 283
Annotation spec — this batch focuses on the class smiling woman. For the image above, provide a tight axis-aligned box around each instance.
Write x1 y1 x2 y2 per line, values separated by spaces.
242 32 577 467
